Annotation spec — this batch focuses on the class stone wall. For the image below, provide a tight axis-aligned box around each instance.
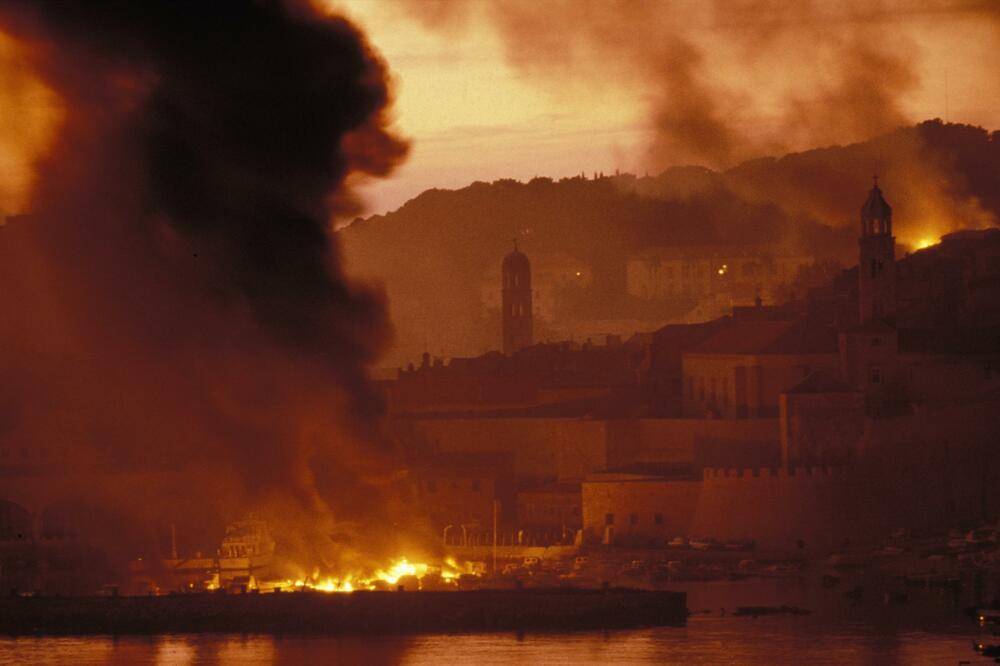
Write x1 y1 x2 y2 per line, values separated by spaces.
400 417 781 483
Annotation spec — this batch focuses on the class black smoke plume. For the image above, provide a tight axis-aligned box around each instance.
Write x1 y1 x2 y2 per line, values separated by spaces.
0 0 417 584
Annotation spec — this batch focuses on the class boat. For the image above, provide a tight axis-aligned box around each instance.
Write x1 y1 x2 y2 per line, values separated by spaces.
129 515 276 594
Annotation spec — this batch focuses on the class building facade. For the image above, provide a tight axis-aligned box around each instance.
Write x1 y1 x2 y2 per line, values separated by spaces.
501 242 533 354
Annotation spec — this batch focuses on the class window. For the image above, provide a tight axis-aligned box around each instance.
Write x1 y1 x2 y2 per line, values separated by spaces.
629 513 639 526
605 513 615 526
471 479 481 492
426 480 436 493
871 337 882 347
654 513 664 525
870 367 882 385
986 364 993 380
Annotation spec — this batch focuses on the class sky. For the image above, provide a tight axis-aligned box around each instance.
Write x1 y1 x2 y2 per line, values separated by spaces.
1 1 997 221
330 0 1000 218
329 0 650 218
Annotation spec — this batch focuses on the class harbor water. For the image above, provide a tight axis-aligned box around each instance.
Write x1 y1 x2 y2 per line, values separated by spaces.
0 577 995 664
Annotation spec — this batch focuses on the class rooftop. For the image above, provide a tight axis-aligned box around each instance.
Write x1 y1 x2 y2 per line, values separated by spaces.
688 318 838 356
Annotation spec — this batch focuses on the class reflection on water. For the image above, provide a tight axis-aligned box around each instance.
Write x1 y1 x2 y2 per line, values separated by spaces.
0 578 994 665
0 622 989 666
0 621 990 666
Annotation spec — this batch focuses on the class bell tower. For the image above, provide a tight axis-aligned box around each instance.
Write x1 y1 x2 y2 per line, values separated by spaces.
858 176 896 324
501 240 533 354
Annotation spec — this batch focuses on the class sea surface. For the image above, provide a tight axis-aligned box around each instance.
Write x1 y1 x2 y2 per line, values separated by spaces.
0 578 995 665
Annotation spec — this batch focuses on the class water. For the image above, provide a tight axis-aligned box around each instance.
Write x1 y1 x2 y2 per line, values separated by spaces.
0 579 994 665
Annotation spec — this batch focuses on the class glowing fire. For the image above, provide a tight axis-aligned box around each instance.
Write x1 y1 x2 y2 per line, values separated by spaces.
913 236 938 250
274 556 475 594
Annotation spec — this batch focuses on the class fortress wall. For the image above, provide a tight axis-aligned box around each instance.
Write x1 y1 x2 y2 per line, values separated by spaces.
691 467 867 550
410 418 609 482
408 417 782 483
636 418 780 465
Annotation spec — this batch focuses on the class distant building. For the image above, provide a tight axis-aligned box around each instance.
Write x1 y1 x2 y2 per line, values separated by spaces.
502 242 533 354
626 245 810 309
857 177 896 324
681 317 840 419
410 452 515 533
383 178 1000 551
779 370 864 469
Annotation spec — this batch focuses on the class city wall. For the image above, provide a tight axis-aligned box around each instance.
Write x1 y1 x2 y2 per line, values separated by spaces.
399 417 779 482
582 467 916 552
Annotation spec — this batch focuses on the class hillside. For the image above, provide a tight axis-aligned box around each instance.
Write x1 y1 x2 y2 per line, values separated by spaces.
341 121 1000 367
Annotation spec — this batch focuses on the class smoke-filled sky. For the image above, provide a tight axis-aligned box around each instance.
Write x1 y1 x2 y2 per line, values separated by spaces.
0 0 421 577
332 0 1000 216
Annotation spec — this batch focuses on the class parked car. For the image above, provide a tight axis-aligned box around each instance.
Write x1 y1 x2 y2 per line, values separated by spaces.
667 536 687 548
522 556 540 568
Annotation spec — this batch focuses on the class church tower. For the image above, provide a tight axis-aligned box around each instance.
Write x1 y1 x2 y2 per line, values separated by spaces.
858 177 896 324
501 241 533 354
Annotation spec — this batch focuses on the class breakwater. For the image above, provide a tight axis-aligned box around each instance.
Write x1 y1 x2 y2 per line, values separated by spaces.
0 588 687 635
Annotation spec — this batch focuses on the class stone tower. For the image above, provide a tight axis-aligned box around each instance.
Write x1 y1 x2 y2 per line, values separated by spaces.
858 177 896 324
501 241 532 354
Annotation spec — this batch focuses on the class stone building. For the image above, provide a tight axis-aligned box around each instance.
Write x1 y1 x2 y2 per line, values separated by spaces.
501 242 533 354
779 371 864 468
857 177 896 324
410 452 515 532
681 317 840 418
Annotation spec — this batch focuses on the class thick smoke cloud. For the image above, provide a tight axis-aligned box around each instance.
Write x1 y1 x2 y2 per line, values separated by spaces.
0 0 418 580
398 0 996 170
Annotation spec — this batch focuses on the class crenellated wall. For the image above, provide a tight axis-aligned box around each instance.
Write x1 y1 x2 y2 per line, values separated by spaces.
692 466 865 550
582 466 907 552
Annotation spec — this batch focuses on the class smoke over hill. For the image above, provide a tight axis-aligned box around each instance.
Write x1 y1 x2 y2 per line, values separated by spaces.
342 121 999 366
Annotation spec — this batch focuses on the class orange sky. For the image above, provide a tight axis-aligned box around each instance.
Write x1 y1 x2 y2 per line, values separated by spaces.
331 0 1000 217
1 2 997 221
